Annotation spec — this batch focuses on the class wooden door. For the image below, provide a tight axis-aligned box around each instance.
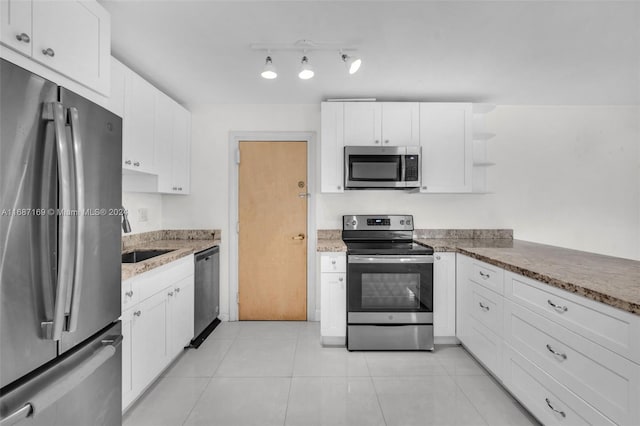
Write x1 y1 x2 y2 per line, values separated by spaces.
239 141 307 320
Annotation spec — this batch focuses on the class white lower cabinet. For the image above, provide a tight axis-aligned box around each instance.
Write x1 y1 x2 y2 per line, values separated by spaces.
433 252 456 340
121 255 195 411
319 252 346 345
456 253 640 426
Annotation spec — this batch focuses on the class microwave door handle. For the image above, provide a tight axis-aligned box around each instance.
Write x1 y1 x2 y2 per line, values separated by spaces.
400 154 406 182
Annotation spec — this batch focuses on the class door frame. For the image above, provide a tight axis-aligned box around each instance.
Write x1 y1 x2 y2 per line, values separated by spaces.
228 131 317 321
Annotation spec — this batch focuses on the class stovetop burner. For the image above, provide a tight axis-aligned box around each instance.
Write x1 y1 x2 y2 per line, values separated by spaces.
342 214 434 255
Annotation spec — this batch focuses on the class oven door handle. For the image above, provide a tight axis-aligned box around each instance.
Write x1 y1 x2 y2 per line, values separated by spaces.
348 255 434 264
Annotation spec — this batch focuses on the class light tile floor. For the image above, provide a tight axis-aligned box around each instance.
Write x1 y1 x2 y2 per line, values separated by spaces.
123 322 540 426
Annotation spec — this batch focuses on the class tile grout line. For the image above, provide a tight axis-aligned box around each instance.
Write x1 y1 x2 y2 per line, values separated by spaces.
364 354 389 426
282 326 304 426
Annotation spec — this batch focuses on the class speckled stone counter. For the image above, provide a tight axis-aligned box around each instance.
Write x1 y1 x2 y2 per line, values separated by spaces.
317 229 347 252
122 229 220 281
455 240 640 316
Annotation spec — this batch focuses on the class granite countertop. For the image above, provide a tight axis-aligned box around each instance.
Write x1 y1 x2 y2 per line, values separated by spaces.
121 229 220 281
317 230 640 315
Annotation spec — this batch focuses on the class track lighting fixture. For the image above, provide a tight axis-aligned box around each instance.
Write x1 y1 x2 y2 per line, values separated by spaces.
341 52 362 75
252 40 362 80
298 55 314 80
261 55 277 79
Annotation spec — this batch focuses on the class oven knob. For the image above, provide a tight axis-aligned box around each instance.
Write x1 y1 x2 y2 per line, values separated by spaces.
400 220 404 225
406 220 411 225
351 220 357 226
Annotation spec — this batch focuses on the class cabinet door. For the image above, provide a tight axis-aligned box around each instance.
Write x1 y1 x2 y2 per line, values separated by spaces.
343 102 382 146
0 0 32 56
320 272 346 338
132 291 169 394
420 103 472 193
123 68 156 173
433 252 456 338
169 277 194 359
32 0 110 94
108 57 126 117
121 308 135 410
172 104 191 194
381 102 419 146
154 92 174 193
320 102 345 193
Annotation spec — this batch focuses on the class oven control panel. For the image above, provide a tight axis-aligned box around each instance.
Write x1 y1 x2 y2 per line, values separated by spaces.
343 215 414 231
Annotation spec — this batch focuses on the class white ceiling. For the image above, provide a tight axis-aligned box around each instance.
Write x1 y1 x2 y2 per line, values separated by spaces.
101 0 640 108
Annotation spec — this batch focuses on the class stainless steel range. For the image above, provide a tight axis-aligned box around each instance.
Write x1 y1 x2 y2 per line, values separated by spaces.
343 215 434 351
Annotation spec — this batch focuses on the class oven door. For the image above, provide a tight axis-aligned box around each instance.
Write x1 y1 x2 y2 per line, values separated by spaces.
347 255 433 324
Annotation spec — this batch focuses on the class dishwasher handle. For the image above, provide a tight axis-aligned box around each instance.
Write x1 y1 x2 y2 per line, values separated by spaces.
195 246 219 262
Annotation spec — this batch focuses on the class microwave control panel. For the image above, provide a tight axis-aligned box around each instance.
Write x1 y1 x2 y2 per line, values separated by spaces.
405 155 419 181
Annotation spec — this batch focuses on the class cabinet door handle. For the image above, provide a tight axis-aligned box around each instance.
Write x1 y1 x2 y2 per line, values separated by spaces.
167 291 174 297
133 161 140 167
374 140 380 144
384 140 389 144
547 299 568 313
133 310 141 317
338 277 344 282
478 302 490 311
16 33 30 43
172 186 177 190
124 160 132 165
178 187 182 191
125 291 133 298
331 260 336 264
435 255 441 260
337 185 342 190
546 344 567 360
545 398 566 418
479 271 490 279
175 288 181 293
42 48 55 57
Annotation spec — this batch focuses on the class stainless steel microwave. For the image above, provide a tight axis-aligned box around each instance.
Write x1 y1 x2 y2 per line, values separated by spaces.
344 146 421 189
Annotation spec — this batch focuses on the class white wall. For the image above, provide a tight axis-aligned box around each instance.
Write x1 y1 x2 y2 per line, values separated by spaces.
122 192 162 234
158 103 639 319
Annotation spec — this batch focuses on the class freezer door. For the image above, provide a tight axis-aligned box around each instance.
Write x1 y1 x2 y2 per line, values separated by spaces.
0 322 122 426
0 59 59 388
58 88 122 354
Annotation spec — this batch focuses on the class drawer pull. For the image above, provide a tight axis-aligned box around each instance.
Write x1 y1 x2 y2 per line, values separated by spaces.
545 398 566 418
125 290 133 298
547 299 568 313
331 260 336 264
478 302 490 311
479 271 490 279
133 310 141 317
546 344 567 360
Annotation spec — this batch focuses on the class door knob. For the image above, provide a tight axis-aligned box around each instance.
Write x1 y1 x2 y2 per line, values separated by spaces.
291 234 305 241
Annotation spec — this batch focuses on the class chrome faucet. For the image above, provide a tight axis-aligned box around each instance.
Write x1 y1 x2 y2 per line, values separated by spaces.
122 207 132 233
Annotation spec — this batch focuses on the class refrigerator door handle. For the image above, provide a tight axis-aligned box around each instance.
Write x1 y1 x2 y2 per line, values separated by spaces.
0 404 32 426
66 107 85 333
41 102 76 341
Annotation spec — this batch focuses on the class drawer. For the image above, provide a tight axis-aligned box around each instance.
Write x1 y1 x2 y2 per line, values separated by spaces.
461 312 503 380
320 253 346 273
468 258 504 294
505 300 639 425
134 255 194 301
505 271 640 364
122 279 139 311
503 344 616 426
466 279 504 337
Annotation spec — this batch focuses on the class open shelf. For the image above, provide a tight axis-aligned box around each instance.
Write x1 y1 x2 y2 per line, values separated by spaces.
473 161 496 167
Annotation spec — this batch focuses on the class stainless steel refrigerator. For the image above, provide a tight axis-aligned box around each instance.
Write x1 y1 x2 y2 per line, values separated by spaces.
0 59 122 425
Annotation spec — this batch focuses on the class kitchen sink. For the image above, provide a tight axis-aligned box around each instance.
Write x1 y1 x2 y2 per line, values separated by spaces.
122 249 175 263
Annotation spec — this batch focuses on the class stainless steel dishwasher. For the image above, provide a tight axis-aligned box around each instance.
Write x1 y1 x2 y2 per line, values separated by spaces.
191 246 220 348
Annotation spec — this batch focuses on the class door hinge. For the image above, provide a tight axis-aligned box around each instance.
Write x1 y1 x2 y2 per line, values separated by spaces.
236 293 239 303
236 222 240 234
235 148 241 165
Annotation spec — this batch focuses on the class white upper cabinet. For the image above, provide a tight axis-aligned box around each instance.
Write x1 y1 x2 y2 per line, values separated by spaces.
380 102 420 146
320 102 345 193
1 0 110 95
343 102 382 145
155 93 191 194
419 103 473 193
1 0 32 56
108 57 126 117
343 102 419 146
123 67 156 174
